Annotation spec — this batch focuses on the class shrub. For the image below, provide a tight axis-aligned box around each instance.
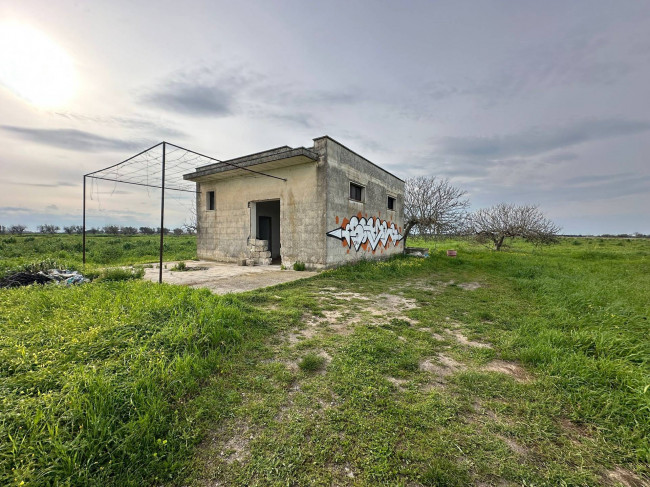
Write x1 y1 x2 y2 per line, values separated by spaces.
171 261 187 271
293 261 306 271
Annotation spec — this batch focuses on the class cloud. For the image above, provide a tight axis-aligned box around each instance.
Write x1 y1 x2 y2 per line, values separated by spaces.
419 34 636 107
434 119 650 159
3 180 77 188
0 206 31 213
53 112 186 138
0 126 144 152
142 81 233 116
141 63 367 123
45 204 58 210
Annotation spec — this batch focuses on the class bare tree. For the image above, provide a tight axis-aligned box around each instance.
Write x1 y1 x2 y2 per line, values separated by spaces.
120 226 138 235
63 225 83 234
403 176 470 246
183 199 198 235
10 225 27 235
38 224 60 234
469 203 561 251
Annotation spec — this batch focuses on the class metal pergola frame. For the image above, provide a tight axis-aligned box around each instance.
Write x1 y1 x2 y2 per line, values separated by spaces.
82 141 286 283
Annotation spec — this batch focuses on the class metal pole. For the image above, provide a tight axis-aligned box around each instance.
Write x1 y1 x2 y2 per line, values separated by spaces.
82 175 86 264
158 142 166 284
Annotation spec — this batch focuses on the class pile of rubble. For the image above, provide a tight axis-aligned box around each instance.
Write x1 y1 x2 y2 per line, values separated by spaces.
0 269 89 289
245 238 272 266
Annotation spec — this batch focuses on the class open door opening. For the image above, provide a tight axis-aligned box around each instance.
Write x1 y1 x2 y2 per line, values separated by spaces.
255 199 281 264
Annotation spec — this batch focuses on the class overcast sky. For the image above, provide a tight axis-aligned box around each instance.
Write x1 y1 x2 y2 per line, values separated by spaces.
1 0 649 234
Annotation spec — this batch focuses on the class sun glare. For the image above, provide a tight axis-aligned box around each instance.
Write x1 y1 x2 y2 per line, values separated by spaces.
0 21 77 108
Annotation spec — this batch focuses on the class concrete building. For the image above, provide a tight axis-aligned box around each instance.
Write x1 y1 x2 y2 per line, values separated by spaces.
183 136 404 269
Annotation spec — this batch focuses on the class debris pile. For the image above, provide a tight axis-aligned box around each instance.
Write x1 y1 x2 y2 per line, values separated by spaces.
405 247 430 258
0 269 89 289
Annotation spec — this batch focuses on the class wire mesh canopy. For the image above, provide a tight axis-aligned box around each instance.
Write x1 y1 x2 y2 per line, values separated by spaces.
82 141 285 283
85 142 219 193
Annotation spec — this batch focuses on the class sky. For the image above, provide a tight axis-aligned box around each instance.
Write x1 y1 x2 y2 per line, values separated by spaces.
0 0 649 234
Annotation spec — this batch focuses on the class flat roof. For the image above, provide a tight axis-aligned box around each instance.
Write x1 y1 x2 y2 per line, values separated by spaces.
183 146 319 182
313 135 405 183
183 135 404 183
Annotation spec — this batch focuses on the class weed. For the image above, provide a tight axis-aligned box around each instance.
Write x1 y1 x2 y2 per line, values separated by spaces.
293 261 306 271
94 267 144 282
299 353 326 372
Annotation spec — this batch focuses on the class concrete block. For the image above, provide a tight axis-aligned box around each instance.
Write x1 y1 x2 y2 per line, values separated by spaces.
257 257 272 265
245 259 256 266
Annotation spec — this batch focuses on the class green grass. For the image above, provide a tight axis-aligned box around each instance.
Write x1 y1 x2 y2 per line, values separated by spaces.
1 237 649 486
0 234 197 276
0 281 283 486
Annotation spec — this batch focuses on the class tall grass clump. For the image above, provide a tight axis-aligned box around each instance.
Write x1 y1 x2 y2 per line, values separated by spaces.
0 281 271 486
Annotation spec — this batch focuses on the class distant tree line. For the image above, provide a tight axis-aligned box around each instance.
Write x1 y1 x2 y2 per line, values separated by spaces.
0 224 195 235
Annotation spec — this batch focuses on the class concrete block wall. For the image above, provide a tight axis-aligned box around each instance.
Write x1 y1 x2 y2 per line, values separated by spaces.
195 161 328 268
317 136 405 266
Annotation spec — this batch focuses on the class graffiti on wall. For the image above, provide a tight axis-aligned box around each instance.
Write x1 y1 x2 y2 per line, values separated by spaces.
326 215 403 251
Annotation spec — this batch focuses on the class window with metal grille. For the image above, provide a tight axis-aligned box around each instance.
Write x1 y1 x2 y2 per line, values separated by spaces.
349 182 363 202
206 191 215 210
387 196 395 210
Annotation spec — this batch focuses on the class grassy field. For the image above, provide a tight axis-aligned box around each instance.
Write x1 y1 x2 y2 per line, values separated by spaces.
0 236 648 486
0 234 197 276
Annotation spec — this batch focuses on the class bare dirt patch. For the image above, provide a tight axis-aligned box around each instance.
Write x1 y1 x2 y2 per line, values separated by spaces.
420 353 466 379
499 435 529 456
605 467 649 487
457 282 482 291
286 327 319 344
449 329 493 349
312 290 419 333
386 376 408 391
418 327 446 341
325 291 372 301
558 418 594 442
376 293 418 311
482 360 531 382
202 421 254 465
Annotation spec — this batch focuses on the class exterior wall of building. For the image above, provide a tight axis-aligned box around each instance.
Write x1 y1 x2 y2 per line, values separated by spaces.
196 160 328 267
318 137 405 266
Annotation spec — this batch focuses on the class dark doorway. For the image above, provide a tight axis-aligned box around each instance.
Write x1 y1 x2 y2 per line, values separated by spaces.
255 199 281 262
258 216 272 249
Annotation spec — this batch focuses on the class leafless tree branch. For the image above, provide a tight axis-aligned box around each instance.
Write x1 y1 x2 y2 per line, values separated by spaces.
469 203 561 251
403 176 470 246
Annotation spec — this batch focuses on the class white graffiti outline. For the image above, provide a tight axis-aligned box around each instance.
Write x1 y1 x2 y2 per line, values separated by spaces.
326 216 403 251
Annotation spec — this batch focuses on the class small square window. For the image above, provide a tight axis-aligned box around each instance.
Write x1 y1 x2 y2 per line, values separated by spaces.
350 182 363 202
206 191 215 211
387 196 395 210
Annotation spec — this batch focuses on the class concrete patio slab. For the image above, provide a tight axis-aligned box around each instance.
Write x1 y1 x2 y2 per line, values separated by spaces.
142 260 318 294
